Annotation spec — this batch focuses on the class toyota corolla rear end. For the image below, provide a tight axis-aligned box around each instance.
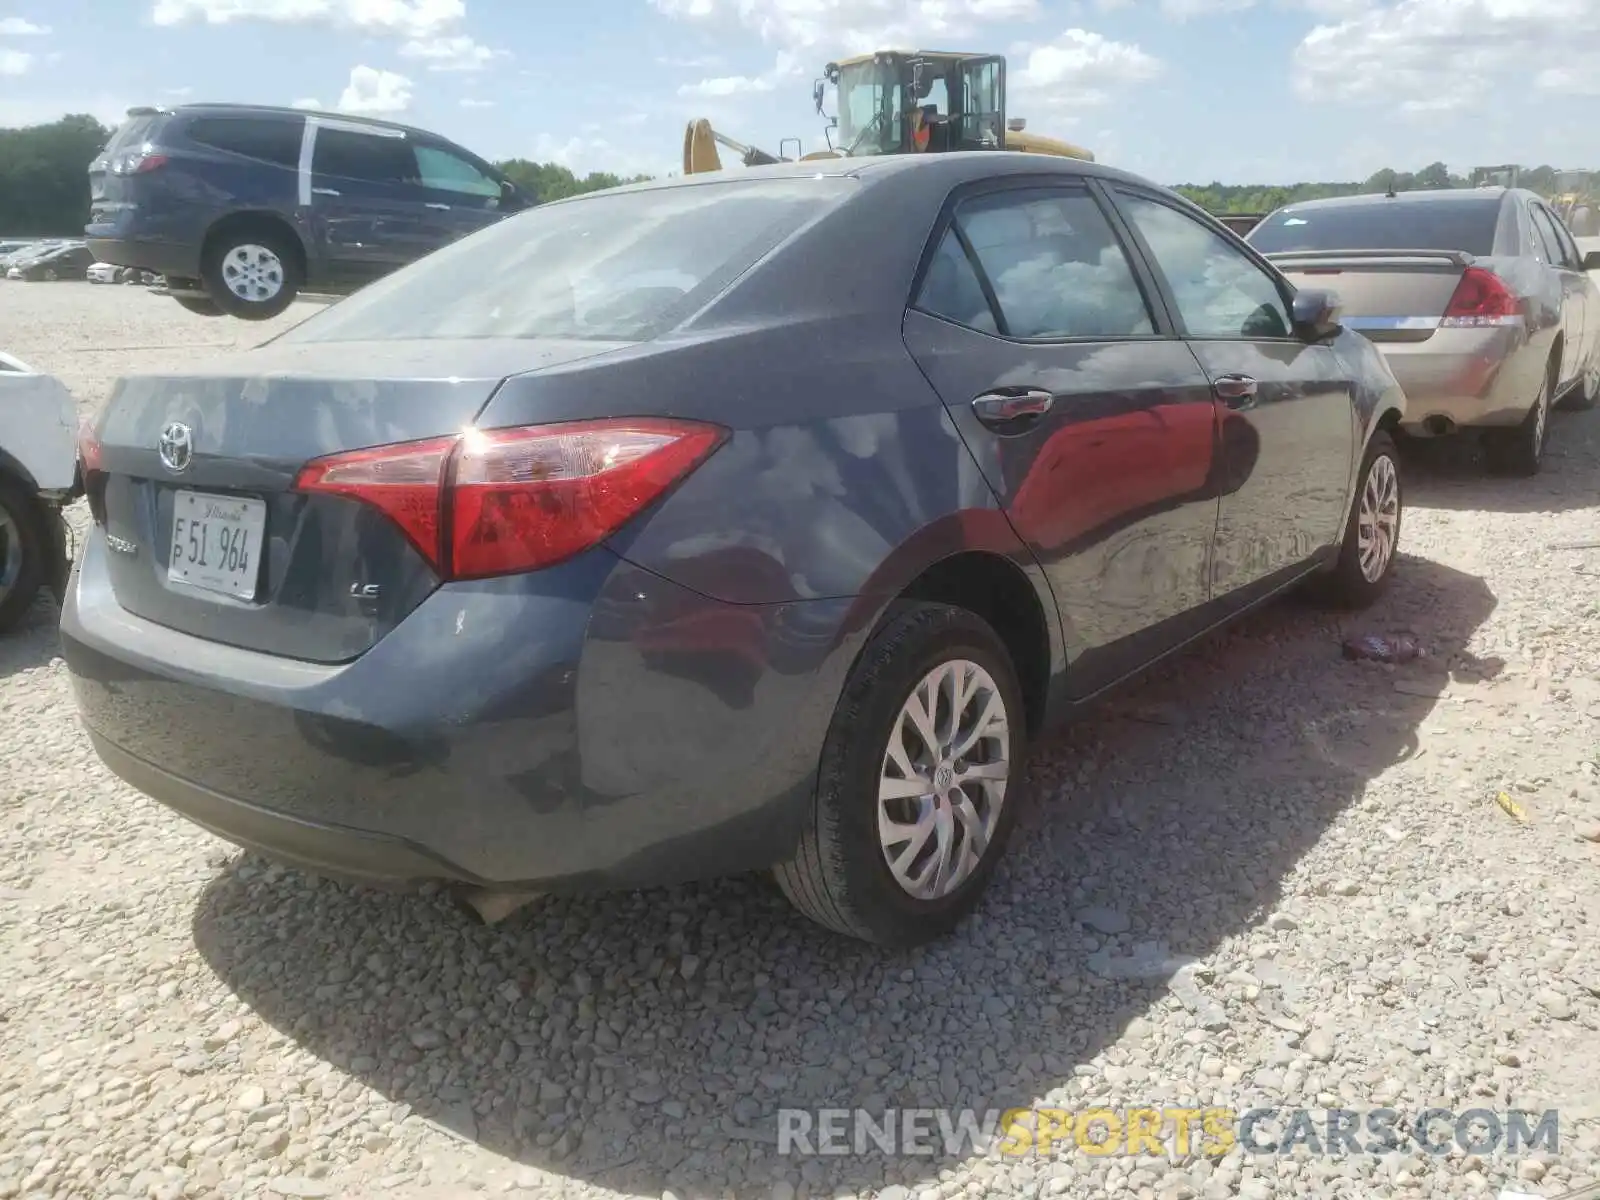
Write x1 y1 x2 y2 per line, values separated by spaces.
60 174 859 894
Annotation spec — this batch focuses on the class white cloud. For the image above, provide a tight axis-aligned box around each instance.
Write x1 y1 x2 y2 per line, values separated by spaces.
1293 0 1600 114
0 47 29 74
459 96 494 108
650 0 1040 54
336 64 412 114
1012 28 1163 110
679 51 802 98
1160 0 1254 16
528 132 669 180
398 32 501 71
290 96 322 108
0 16 49 34
150 0 464 38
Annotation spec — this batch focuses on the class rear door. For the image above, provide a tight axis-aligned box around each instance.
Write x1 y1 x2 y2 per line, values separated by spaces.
1529 200 1588 395
901 180 1224 699
305 120 453 284
409 139 513 242
1109 186 1355 599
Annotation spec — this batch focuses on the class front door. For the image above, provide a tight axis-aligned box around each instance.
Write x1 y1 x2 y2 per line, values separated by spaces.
305 121 453 286
410 140 513 244
902 181 1224 699
1107 187 1356 600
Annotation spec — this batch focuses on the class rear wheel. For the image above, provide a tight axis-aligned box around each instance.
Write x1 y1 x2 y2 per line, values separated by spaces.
202 226 302 320
774 602 1027 947
0 477 48 635
1314 431 1401 610
1485 362 1553 476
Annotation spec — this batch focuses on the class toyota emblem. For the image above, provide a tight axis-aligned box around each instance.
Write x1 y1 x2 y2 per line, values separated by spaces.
158 422 193 473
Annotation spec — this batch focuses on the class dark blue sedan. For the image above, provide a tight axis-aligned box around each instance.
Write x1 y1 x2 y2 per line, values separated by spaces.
62 152 1407 946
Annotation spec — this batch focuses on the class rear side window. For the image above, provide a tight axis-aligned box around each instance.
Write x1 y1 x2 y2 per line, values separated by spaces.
312 128 415 185
916 231 998 333
186 116 303 168
920 188 1154 339
1249 198 1502 256
1529 205 1577 268
282 177 850 343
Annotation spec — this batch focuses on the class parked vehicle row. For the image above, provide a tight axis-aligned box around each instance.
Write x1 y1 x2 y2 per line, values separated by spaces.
63 152 1407 947
1250 186 1600 475
2 239 91 281
86 102 536 319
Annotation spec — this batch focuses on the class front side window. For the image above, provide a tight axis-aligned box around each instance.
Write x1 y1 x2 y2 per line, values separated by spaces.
413 145 501 200
1119 192 1292 340
281 177 851 343
944 188 1154 340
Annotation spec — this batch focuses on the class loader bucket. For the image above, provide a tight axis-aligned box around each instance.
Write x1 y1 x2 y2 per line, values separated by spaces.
683 119 724 174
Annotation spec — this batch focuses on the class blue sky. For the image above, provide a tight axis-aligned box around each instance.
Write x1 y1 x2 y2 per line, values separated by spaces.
2 0 1596 185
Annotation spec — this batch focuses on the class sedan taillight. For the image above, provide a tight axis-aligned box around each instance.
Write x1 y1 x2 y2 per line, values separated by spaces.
294 418 726 579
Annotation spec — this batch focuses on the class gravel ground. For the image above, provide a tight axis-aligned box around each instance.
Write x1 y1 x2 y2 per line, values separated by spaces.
1 280 1599 1200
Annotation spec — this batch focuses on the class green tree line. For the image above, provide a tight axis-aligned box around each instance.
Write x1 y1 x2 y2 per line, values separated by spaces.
1174 162 1582 215
0 115 649 236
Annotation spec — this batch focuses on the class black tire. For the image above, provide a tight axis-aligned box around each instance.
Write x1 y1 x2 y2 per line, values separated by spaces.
1314 431 1402 610
201 225 302 320
174 295 223 317
0 477 48 635
1485 359 1554 476
774 602 1028 947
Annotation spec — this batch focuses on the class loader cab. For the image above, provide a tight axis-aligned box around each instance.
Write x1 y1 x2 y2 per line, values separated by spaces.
820 51 1006 158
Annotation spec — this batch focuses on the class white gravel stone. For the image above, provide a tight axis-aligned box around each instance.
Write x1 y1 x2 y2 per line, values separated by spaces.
3 280 1600 1200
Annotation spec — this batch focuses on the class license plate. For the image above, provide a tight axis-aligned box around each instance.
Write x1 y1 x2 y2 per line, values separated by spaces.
167 491 265 601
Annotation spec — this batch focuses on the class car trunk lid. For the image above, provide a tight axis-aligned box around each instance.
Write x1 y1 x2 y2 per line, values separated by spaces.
89 113 162 218
1265 249 1478 344
93 337 628 663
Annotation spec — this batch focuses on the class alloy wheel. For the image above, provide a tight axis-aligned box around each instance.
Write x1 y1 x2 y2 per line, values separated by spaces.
220 244 285 303
877 658 1011 900
1357 453 1400 584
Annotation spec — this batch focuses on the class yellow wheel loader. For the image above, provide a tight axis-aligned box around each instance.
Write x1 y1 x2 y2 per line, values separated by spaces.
682 49 1094 175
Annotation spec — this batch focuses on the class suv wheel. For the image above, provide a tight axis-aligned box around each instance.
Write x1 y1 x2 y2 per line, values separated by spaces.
774 602 1027 947
202 227 302 320
0 477 48 635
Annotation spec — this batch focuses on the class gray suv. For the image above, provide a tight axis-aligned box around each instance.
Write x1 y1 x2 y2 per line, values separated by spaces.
85 103 535 319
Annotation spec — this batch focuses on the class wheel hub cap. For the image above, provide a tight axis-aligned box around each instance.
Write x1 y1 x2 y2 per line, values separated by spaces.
221 244 284 303
877 658 1011 901
1356 453 1400 584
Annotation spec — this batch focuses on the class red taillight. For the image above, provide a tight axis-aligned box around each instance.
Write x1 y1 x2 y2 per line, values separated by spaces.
110 149 168 175
77 416 107 525
132 153 169 174
1442 267 1521 327
294 419 725 580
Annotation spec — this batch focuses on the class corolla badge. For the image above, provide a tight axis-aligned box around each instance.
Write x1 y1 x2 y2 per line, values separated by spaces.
158 422 193 473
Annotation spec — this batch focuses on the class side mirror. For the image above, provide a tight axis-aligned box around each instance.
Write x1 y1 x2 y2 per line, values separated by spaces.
1582 250 1600 272
1292 287 1342 341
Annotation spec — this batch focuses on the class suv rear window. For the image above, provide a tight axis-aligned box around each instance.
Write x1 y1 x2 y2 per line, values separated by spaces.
103 115 159 154
1249 197 1503 257
186 115 303 168
283 177 850 344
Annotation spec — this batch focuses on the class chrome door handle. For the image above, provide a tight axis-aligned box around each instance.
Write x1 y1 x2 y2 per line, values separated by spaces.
971 389 1055 429
425 202 451 211
312 187 341 196
1213 374 1258 408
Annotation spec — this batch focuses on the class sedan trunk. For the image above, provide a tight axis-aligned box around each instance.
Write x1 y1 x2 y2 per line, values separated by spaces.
1264 249 1475 344
91 338 624 663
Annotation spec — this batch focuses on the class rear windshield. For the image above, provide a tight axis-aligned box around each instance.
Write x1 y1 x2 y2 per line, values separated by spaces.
104 115 160 154
1249 197 1503 256
283 177 851 344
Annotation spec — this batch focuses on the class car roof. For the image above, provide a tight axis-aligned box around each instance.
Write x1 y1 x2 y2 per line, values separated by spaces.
554 150 1164 204
137 102 427 139
1280 188 1510 212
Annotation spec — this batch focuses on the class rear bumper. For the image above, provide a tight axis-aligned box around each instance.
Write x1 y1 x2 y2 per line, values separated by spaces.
61 530 856 892
1374 326 1546 432
85 236 201 281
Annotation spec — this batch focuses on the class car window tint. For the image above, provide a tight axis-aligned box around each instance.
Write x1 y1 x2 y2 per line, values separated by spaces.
312 128 414 185
915 230 998 333
187 116 303 168
1249 198 1502 256
280 177 851 343
1530 205 1570 267
1119 192 1292 340
952 189 1153 339
413 145 501 199
1548 210 1583 266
